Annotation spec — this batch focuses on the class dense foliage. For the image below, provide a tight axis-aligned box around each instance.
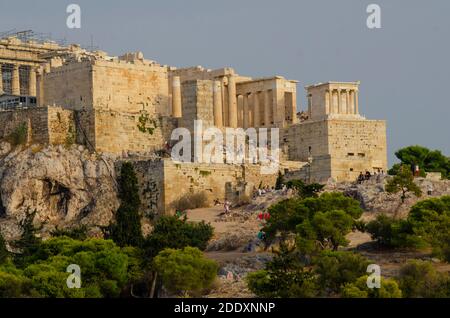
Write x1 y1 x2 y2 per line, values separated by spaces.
397 260 450 298
246 244 318 298
264 192 362 253
385 165 422 203
389 145 449 179
0 233 8 265
313 251 370 294
153 247 218 297
341 275 402 298
0 237 143 298
144 215 214 259
110 162 143 247
285 179 324 199
366 196 450 261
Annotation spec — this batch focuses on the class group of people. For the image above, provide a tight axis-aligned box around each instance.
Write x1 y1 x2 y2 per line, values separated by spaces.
254 184 288 198
357 170 386 184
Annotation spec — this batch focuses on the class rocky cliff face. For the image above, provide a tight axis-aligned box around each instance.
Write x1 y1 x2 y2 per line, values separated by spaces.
0 142 120 242
327 176 450 218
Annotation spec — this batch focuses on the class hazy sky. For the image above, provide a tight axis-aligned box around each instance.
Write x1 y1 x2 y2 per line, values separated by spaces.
1 0 449 165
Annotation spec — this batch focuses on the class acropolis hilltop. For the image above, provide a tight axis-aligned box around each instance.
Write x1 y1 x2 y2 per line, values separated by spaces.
0 31 387 214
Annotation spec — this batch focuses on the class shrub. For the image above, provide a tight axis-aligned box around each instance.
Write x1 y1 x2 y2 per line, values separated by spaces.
51 225 88 241
153 247 218 297
365 214 425 249
7 123 27 146
172 191 208 212
144 216 213 259
385 165 422 203
313 251 370 294
0 237 141 298
341 275 402 298
246 244 318 298
397 260 449 298
285 179 324 198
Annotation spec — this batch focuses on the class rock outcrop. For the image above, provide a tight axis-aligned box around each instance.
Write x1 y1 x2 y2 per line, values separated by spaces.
327 176 450 218
0 142 120 241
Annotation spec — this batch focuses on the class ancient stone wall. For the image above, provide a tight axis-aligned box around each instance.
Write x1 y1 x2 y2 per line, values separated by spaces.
285 120 329 162
0 106 77 146
125 159 165 217
42 61 93 110
47 107 76 145
0 107 48 144
91 60 170 115
327 119 387 181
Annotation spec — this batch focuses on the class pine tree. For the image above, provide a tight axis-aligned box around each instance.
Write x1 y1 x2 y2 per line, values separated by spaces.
12 209 41 267
275 171 284 190
0 231 9 264
111 162 143 247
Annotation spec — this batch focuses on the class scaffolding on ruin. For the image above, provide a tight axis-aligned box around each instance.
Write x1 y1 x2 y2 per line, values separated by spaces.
0 29 67 47
0 64 30 96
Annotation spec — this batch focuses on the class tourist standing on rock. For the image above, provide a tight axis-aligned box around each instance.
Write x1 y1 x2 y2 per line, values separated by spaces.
224 200 231 214
357 172 364 184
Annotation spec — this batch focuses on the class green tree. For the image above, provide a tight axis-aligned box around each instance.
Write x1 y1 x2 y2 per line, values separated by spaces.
389 145 449 179
153 247 218 297
366 197 450 260
407 196 450 261
341 275 402 298
144 215 213 259
264 192 362 252
313 251 370 294
12 209 41 267
285 179 324 198
9 237 140 298
275 171 284 190
297 210 354 252
246 243 318 298
397 260 449 298
385 165 422 203
110 162 143 247
0 232 9 264
365 214 425 249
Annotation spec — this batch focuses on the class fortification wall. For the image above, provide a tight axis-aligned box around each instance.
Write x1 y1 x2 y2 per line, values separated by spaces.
285 120 329 162
91 60 170 115
42 61 93 110
126 159 165 217
90 110 176 154
0 108 48 144
47 107 76 145
327 119 387 181
0 106 75 146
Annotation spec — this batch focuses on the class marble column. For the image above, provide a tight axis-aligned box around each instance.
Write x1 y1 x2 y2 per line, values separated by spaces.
0 64 3 94
291 92 297 123
29 67 37 96
355 90 359 114
243 93 249 128
307 94 312 119
264 90 270 127
12 65 20 95
329 90 334 113
337 89 341 114
227 75 238 128
213 80 223 127
172 76 182 118
253 92 260 127
36 69 44 106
